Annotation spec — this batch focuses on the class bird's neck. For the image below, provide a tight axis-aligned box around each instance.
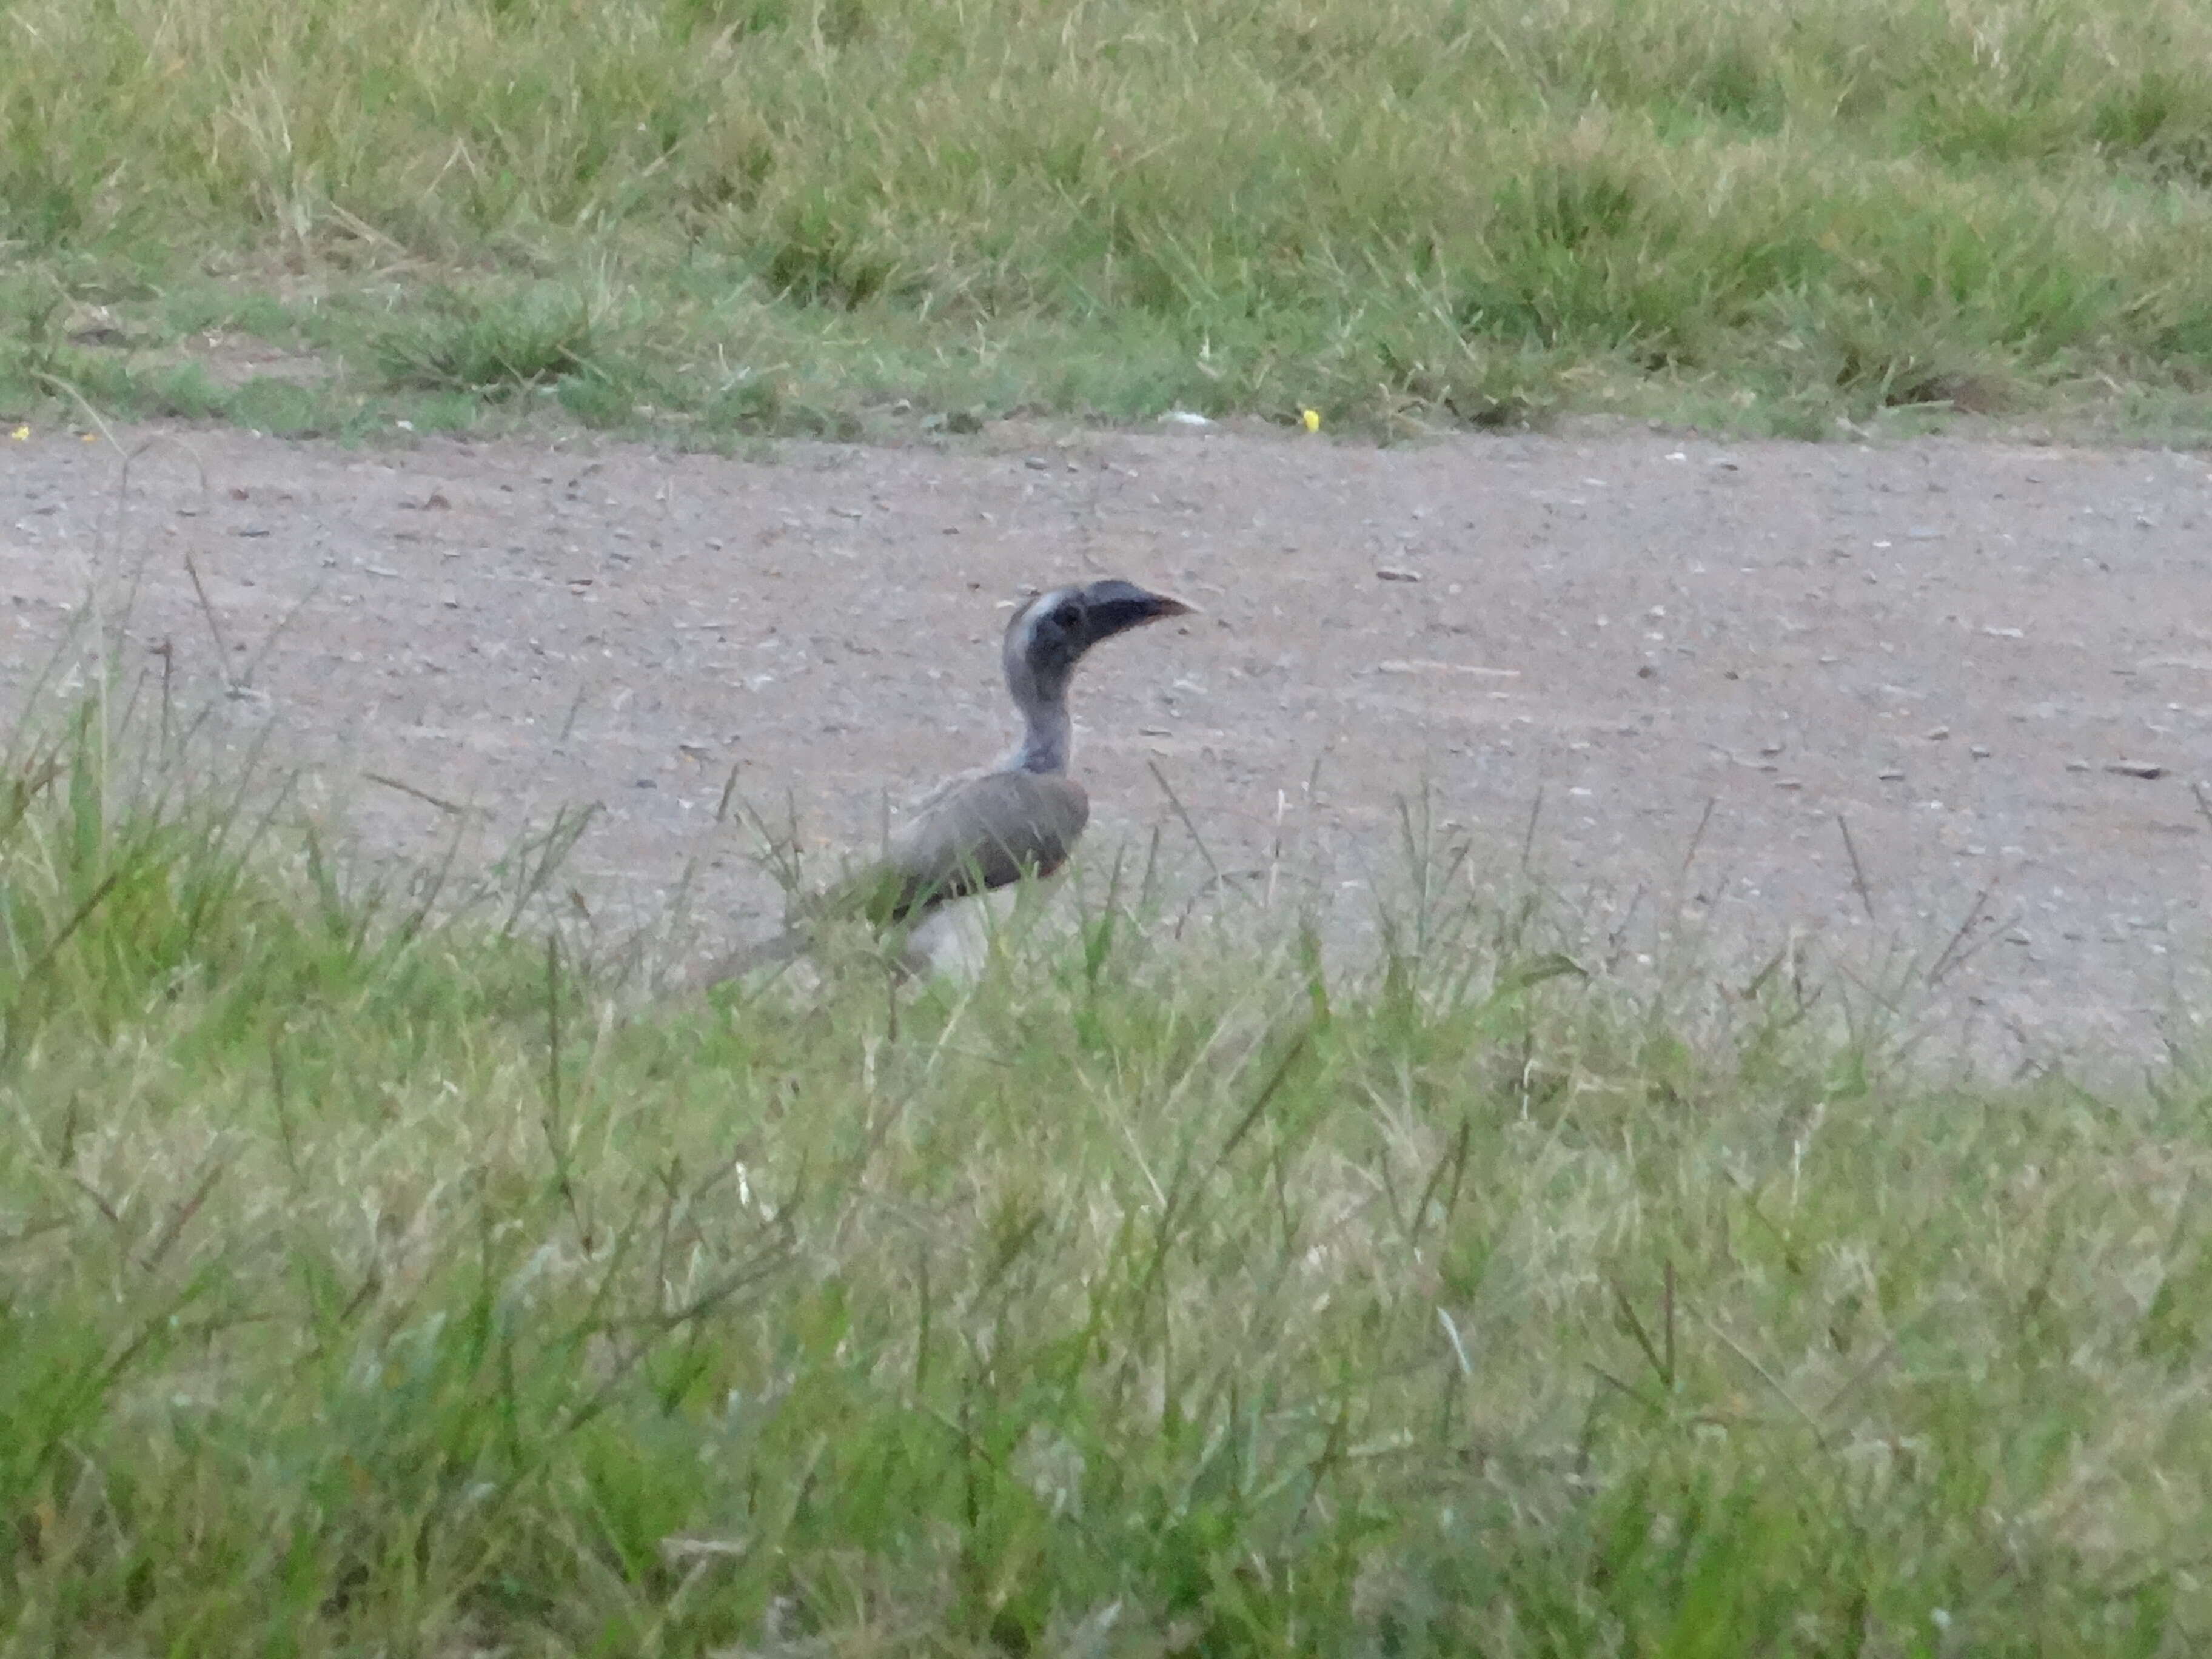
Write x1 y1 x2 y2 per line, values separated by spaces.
1006 700 1071 774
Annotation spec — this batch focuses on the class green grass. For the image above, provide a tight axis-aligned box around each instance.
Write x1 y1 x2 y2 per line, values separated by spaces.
10 0 2212 438
2 675 2209 1654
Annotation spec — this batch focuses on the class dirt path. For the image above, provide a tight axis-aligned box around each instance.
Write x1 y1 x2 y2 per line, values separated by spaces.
5 420 2209 1067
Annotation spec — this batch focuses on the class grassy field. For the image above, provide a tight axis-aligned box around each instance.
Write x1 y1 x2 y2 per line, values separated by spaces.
8 4 2212 1647
8 0 2212 439
1 669 2208 1654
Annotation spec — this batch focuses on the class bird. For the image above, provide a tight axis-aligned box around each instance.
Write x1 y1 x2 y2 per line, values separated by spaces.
699 577 1190 985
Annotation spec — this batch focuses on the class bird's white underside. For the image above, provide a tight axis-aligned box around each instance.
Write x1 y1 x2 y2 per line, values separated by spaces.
901 886 1021 979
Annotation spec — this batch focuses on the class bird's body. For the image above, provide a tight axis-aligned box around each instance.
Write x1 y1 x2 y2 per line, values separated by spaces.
834 767 1090 928
700 578 1187 985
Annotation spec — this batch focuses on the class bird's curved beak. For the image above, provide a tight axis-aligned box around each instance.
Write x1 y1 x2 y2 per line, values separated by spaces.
1079 579 1195 643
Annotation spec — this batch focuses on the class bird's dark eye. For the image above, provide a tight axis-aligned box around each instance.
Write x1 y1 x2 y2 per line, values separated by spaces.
1052 605 1081 630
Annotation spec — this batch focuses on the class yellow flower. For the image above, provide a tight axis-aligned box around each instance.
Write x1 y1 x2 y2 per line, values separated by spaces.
8 426 27 441
1299 407 1321 433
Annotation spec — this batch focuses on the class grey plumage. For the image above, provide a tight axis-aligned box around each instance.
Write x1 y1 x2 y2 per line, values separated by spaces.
701 577 1188 984
834 768 1091 929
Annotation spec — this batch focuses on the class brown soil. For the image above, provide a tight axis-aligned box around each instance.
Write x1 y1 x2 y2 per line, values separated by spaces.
5 418 2208 1068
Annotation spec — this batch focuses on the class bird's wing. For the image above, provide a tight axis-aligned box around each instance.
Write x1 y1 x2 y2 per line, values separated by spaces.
838 768 1090 927
691 771 1088 991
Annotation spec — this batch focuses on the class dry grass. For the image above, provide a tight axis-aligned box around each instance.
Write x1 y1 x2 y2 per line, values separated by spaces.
7 0 2212 437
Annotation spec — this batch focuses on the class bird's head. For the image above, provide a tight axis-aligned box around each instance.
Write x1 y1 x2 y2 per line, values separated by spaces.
1003 578 1192 709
